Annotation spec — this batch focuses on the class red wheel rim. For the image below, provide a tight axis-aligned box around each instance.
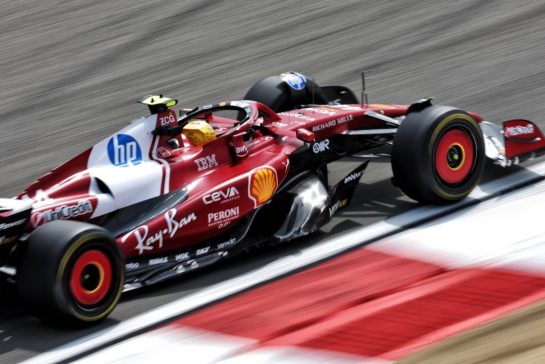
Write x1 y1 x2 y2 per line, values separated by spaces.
435 129 475 184
70 249 112 306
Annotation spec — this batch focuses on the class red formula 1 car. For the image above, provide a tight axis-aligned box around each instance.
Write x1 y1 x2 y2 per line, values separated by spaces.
1 72 545 323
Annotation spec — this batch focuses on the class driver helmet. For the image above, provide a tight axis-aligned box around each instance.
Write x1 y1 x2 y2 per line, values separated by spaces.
182 119 216 146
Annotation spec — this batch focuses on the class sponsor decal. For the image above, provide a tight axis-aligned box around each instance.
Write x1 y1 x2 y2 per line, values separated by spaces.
0 218 26 231
195 154 219 171
235 145 248 158
312 139 330 154
125 262 140 271
329 198 348 218
165 208 197 240
196 246 210 256
31 200 93 227
157 146 172 158
312 119 336 131
107 134 142 167
149 257 168 265
247 138 263 149
312 114 353 132
278 112 317 122
249 167 278 207
159 113 176 126
344 170 363 184
128 209 197 255
217 238 237 250
505 124 535 137
131 225 162 255
208 206 240 229
175 252 190 261
245 136 273 150
203 186 240 205
281 72 306 90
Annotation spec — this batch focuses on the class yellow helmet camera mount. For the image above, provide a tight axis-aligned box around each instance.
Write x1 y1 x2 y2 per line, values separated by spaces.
137 94 178 115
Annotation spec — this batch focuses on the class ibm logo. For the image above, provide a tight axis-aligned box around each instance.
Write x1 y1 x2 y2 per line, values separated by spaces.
107 134 142 167
194 154 218 171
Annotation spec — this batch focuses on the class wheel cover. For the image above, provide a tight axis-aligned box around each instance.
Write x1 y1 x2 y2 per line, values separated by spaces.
435 128 475 185
69 249 112 306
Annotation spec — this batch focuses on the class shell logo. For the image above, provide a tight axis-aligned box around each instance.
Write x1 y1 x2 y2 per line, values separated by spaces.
249 167 278 207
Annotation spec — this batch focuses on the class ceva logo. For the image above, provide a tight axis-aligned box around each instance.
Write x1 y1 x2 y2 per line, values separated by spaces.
107 134 142 167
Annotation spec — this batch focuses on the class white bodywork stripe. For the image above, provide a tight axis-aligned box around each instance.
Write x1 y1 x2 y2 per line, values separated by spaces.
87 115 165 217
150 134 171 194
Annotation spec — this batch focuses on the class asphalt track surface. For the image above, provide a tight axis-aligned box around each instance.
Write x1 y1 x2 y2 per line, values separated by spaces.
1 0 545 362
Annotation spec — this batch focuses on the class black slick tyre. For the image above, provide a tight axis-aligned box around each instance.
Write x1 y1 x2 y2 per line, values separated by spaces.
17 220 124 324
391 105 485 204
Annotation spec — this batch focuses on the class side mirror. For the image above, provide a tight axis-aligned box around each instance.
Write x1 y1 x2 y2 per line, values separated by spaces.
296 128 316 142
230 132 248 160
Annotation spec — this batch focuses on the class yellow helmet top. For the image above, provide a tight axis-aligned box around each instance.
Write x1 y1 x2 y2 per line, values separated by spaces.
183 119 216 146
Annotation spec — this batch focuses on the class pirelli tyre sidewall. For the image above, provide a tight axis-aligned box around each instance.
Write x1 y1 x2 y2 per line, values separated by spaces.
17 220 124 324
391 106 485 204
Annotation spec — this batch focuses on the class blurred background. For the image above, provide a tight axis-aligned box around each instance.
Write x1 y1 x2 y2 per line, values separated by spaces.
2 0 545 197
2 0 545 362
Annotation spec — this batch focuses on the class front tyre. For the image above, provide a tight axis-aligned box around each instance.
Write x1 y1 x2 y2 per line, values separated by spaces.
391 105 485 204
17 220 124 324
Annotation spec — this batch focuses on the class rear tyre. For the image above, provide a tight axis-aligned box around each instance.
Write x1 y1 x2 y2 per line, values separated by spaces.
17 220 124 324
391 105 485 204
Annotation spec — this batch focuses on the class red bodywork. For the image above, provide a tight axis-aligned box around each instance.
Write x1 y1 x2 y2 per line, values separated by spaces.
17 102 399 258
14 100 545 262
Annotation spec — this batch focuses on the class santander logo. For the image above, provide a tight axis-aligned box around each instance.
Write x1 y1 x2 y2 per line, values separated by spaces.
504 123 535 138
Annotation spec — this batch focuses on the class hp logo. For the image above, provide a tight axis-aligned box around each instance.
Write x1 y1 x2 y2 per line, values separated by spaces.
107 134 142 167
281 72 306 91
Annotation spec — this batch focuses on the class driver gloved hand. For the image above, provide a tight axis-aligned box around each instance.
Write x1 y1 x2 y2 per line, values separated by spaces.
152 125 182 137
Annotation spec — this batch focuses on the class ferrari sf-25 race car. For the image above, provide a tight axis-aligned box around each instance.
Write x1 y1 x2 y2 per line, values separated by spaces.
1 72 545 324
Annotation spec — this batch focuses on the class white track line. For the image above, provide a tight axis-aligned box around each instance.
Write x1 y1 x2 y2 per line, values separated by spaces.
73 326 256 364
377 177 545 274
22 162 545 364
72 328 386 364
